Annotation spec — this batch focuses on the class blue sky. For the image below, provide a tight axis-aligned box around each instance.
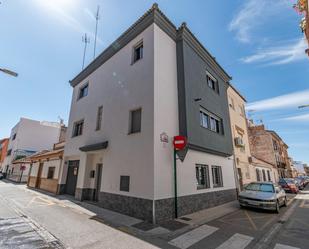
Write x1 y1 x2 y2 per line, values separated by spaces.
0 0 308 163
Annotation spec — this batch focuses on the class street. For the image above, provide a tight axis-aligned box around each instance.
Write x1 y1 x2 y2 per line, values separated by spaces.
0 180 309 249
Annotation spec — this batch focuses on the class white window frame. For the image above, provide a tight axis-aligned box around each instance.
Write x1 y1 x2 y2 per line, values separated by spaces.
196 164 210 189
212 165 223 188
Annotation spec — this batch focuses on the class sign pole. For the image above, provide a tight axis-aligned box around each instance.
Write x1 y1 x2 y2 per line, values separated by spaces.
174 148 178 218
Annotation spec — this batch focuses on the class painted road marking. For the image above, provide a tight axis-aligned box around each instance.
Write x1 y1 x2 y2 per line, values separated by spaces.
244 211 258 231
274 243 300 249
215 233 253 249
168 224 218 249
299 200 309 208
26 196 55 208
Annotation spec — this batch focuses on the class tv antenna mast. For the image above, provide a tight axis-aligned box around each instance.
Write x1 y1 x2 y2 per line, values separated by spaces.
82 33 90 70
93 5 100 59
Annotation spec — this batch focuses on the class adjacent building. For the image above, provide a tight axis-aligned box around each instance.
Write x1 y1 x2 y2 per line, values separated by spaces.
60 4 236 223
247 123 291 180
227 85 255 190
28 141 64 194
0 138 9 171
3 117 63 182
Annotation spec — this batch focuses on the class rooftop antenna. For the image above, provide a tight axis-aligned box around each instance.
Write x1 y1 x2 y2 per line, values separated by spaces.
57 116 64 125
93 5 100 59
82 33 90 70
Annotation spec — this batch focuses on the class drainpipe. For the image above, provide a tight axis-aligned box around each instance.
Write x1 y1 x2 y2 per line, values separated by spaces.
173 148 178 218
57 156 63 194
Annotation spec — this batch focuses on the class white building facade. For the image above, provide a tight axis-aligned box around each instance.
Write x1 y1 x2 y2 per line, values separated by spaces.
61 4 236 222
3 117 62 181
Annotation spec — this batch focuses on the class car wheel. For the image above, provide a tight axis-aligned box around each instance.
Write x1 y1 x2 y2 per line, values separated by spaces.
283 197 287 207
275 200 280 213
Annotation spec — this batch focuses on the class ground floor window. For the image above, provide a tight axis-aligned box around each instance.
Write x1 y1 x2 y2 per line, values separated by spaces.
196 164 210 189
212 166 223 188
47 167 55 179
267 171 271 181
262 169 266 181
256 169 261 181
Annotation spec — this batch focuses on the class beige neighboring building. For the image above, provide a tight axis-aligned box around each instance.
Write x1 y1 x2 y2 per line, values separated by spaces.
227 85 255 190
248 123 290 179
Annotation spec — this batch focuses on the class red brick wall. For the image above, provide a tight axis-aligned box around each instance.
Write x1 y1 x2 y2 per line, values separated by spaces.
0 139 9 164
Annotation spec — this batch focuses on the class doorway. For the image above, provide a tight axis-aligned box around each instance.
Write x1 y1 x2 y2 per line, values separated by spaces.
36 162 44 188
94 164 103 202
237 168 243 190
65 160 79 196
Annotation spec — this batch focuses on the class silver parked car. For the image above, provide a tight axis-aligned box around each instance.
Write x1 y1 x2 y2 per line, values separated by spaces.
239 182 287 213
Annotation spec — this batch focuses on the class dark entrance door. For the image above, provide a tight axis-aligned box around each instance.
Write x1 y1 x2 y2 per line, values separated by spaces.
237 168 243 190
65 160 79 196
94 164 102 201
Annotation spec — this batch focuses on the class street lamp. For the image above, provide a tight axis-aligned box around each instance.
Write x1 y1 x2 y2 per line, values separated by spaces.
0 68 18 77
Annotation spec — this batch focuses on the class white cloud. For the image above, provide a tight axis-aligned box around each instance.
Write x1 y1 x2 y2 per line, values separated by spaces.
229 0 289 43
241 38 308 65
282 113 309 121
247 89 309 111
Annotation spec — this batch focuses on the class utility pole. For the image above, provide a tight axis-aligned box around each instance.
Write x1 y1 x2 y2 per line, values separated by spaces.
82 33 90 70
93 5 100 59
0 68 18 77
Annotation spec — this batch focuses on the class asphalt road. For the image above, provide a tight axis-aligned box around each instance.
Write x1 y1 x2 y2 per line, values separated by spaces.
0 180 308 249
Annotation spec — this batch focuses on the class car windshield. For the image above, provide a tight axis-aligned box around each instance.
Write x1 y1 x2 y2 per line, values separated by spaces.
245 183 274 193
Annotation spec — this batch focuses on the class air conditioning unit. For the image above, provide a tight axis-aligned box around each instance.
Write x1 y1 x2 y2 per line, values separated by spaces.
234 137 244 147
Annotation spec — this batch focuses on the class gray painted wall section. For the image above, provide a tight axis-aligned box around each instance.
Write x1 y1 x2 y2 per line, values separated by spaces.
177 30 233 157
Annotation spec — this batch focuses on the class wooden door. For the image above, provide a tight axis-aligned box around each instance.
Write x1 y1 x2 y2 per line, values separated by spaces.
36 163 44 188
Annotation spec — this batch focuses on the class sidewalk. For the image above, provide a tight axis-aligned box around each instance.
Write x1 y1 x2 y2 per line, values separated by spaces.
19 183 239 239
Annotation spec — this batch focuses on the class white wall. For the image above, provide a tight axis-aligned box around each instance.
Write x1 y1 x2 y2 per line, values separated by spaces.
4 118 61 168
153 24 179 200
64 24 155 199
41 159 62 179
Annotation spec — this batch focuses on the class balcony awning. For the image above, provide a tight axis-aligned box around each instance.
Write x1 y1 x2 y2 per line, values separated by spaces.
79 141 108 152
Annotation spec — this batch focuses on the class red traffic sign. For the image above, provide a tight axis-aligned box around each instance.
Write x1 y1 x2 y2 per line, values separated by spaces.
20 165 26 171
173 136 187 150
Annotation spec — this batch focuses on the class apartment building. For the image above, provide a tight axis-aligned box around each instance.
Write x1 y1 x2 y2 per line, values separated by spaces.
3 118 62 182
248 123 290 180
227 85 254 189
60 4 236 223
0 138 9 171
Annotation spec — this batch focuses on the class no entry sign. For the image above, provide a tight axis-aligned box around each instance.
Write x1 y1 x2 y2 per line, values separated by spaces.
173 136 187 150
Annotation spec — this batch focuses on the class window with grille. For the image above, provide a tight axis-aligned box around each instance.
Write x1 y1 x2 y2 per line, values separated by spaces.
212 166 223 188
196 164 210 189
